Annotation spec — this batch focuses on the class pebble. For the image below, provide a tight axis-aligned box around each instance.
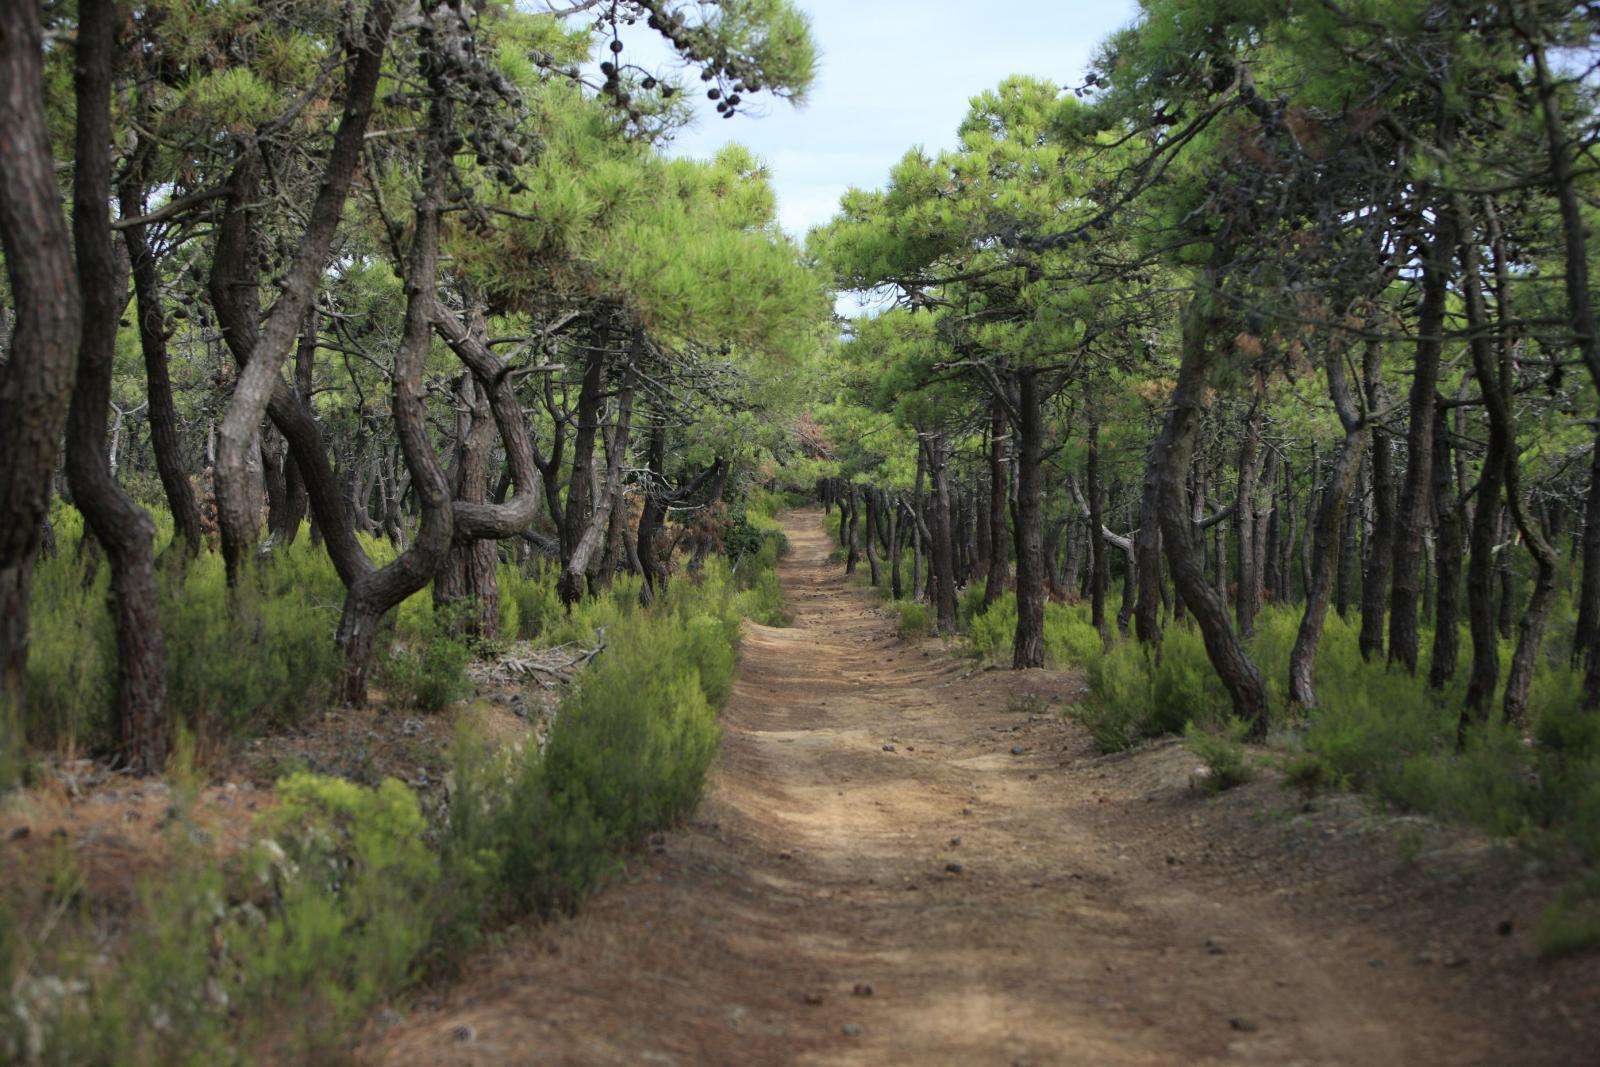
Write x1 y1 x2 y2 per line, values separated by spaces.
1204 938 1226 955
882 743 896 752
1011 746 1025 756
451 1023 476 1044
1228 1017 1258 1032
841 1023 863 1037
852 982 873 997
949 836 962 847
945 862 964 874
803 991 825 1005
8 826 29 841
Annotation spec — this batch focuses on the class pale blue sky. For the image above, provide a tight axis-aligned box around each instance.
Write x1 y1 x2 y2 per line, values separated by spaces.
632 1 1142 238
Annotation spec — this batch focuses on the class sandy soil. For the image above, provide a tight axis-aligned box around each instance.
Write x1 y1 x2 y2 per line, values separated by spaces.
367 508 1599 1066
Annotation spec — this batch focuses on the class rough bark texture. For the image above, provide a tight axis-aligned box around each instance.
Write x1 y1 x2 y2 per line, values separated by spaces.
1388 208 1459 673
334 117 452 705
1427 398 1464 690
1359 343 1394 661
1011 372 1045 669
119 167 205 559
923 433 959 635
434 374 500 637
65 0 169 771
1152 266 1269 736
1289 348 1365 708
0 0 83 710
985 398 1010 607
213 0 395 581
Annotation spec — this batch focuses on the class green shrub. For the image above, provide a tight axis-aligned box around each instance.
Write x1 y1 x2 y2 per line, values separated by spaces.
499 560 564 642
1185 719 1254 794
968 593 1016 662
377 608 473 712
1535 875 1600 958
892 599 930 638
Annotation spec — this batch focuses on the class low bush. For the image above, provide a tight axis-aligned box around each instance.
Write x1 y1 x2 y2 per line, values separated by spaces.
1185 719 1255 794
892 599 930 638
3 542 772 1063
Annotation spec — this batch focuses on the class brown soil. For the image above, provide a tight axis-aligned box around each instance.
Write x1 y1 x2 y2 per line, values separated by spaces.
366 508 1600 1066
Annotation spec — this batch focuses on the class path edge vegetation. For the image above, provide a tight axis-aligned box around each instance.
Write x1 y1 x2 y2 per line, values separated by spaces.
0 494 794 1064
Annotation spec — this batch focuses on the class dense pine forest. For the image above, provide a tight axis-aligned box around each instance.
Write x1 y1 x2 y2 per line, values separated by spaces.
4 0 1600 1062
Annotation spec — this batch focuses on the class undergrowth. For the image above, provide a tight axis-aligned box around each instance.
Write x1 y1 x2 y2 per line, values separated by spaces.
2 502 792 1062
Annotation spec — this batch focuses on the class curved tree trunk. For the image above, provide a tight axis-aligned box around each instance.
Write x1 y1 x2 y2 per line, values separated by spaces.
1289 347 1366 709
1153 264 1269 736
1359 343 1395 661
212 0 395 582
119 167 205 560
336 122 453 705
66 0 168 773
0 0 82 712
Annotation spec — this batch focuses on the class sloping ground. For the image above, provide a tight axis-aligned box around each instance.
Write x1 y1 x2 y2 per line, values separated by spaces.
367 508 1599 1065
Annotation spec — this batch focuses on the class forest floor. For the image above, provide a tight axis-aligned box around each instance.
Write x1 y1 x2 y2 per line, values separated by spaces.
366 508 1600 1066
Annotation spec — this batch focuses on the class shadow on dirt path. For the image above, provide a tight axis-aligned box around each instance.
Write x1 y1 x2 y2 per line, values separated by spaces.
368 508 1570 1065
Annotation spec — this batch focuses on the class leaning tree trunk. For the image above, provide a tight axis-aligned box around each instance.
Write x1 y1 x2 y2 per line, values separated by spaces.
212 0 395 582
1289 348 1366 708
1012 371 1045 669
1388 206 1459 673
66 0 169 772
558 342 606 607
1153 263 1270 737
119 165 205 560
0 0 82 713
335 116 453 705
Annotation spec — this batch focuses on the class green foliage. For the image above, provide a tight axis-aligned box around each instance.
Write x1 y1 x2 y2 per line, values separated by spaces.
1535 875 1600 958
1185 718 1255 794
892 599 930 639
377 605 474 712
499 560 564 642
24 508 342 749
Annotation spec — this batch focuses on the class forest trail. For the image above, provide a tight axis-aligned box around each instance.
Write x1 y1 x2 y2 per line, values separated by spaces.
369 509 1531 1065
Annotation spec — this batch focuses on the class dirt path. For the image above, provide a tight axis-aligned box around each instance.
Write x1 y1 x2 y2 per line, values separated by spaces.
370 509 1574 1065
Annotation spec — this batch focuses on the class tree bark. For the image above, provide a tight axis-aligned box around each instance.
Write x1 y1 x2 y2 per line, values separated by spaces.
1012 371 1045 668
66 0 169 771
1289 347 1366 708
213 0 395 581
119 165 205 559
1359 343 1395 660
985 398 1009 607
1428 398 1464 690
1153 264 1269 736
923 433 959 634
0 0 82 711
335 115 452 705
1086 414 1111 644
1388 207 1459 673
